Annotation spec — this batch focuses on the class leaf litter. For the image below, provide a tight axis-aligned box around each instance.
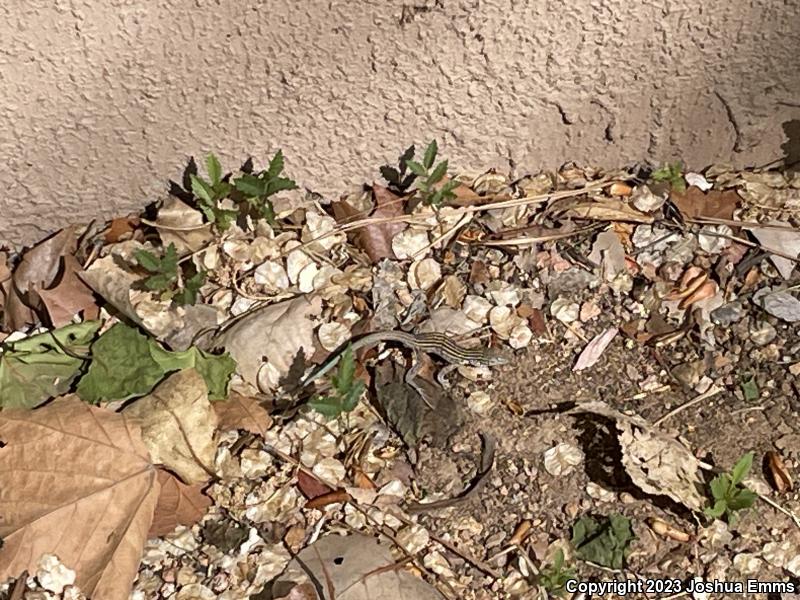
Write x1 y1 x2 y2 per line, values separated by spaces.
0 154 799 599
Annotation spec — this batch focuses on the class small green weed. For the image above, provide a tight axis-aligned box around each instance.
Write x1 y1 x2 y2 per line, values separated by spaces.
308 345 365 419
651 161 686 193
234 150 298 225
704 451 758 523
536 549 575 598
379 144 418 193
571 513 633 570
133 242 206 305
190 154 239 230
404 140 460 207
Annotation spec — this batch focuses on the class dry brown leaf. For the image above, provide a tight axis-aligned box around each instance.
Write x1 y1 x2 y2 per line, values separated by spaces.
4 228 77 330
671 186 740 220
103 215 140 243
36 255 98 327
297 470 333 501
273 534 443 600
214 391 272 436
123 369 218 485
573 327 618 371
765 451 793 494
333 185 408 262
564 199 654 223
571 401 706 511
0 395 159 600
217 294 322 391
154 197 213 253
149 469 212 537
0 252 10 285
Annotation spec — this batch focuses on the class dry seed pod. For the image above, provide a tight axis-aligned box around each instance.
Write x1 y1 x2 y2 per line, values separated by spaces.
610 182 633 196
509 520 533 546
647 517 691 543
765 451 793 494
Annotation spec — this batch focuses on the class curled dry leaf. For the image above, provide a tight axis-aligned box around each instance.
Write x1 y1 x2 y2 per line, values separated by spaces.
765 451 793 494
745 221 800 280
648 518 691 543
570 402 706 511
332 185 408 262
563 198 654 223
670 186 739 220
154 197 213 253
573 327 618 371
217 294 322 390
149 469 212 537
36 254 98 327
543 443 584 476
123 368 219 485
213 391 273 436
0 395 160 600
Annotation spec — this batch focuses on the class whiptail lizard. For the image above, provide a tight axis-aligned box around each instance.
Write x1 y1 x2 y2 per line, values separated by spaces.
297 330 508 407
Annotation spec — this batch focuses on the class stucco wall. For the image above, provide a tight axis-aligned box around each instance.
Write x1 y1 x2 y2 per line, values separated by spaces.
1 0 799 246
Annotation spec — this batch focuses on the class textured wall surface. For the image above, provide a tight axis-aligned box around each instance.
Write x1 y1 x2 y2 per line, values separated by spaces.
1 0 799 246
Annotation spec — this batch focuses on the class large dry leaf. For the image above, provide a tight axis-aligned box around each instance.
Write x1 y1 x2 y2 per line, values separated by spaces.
4 228 76 330
154 197 213 253
214 391 273 435
0 396 159 600
563 199 654 223
37 254 98 327
272 534 443 600
746 221 800 280
149 469 211 537
333 185 408 262
571 402 706 511
217 294 322 390
123 369 218 485
671 186 739 220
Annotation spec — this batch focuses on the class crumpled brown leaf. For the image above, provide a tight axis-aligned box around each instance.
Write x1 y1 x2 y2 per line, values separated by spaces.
216 294 322 391
213 391 273 436
149 469 212 537
573 327 618 371
333 185 408 262
153 197 213 253
37 254 98 327
272 534 443 600
562 199 654 223
123 368 219 485
571 401 707 511
3 228 76 330
746 221 800 280
671 186 740 220
0 395 160 600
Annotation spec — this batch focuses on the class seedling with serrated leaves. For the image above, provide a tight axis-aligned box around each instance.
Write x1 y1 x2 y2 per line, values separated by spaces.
404 140 460 207
651 161 686 193
133 242 206 305
233 150 298 225
379 144 418 193
704 451 758 524
308 345 365 420
190 154 239 231
536 549 575 598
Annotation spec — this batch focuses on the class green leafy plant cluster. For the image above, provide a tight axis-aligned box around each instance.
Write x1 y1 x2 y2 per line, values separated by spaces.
402 140 459 207
308 345 365 419
651 161 686 193
704 452 757 523
536 549 575 597
570 513 633 570
134 242 206 306
189 152 297 230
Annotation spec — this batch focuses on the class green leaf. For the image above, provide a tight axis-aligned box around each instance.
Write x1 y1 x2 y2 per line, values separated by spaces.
190 174 215 205
143 273 175 291
740 376 758 401
215 208 239 231
405 160 427 177
206 153 222 186
134 248 162 273
174 270 206 306
308 394 346 419
727 488 757 511
234 173 266 197
571 513 633 570
704 499 728 519
0 322 101 409
427 160 448 186
266 149 285 180
731 452 754 485
333 345 356 393
709 474 731 501
76 323 235 403
441 179 460 193
423 140 438 170
263 176 298 198
162 243 179 272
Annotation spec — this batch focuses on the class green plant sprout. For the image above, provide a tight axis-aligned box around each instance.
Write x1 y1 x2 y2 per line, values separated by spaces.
651 161 686 193
704 452 758 524
133 243 206 305
536 549 575 598
308 345 365 419
404 140 460 207
234 150 298 225
190 154 239 230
